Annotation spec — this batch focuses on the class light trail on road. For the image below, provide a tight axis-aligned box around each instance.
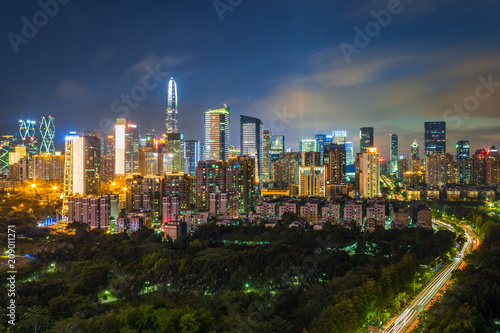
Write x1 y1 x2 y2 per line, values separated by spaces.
383 220 478 333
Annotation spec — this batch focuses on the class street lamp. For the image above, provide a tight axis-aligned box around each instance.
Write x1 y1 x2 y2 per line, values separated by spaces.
31 183 36 188
52 186 57 190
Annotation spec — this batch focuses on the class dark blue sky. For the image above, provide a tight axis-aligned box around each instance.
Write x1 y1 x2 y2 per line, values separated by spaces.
1 0 500 158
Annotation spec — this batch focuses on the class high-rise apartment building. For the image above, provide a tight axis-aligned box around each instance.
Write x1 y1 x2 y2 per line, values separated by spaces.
471 149 487 185
424 121 446 155
301 151 322 167
33 152 64 181
115 118 140 175
324 145 346 185
204 106 230 161
271 152 301 188
64 134 101 197
226 156 256 213
165 77 178 133
163 172 195 210
299 165 326 197
195 160 226 210
426 153 459 188
356 147 380 198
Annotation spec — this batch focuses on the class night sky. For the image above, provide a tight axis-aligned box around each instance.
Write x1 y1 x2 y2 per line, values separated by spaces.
1 0 500 159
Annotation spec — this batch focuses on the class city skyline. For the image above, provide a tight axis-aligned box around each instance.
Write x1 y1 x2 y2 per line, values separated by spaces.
1 1 499 159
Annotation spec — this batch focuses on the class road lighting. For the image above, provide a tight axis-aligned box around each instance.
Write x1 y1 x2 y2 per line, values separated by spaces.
31 183 36 188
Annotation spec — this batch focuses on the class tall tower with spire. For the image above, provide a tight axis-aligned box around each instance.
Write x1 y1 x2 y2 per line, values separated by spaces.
165 77 178 133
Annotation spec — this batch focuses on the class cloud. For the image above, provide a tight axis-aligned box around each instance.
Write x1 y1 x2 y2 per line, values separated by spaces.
240 41 500 157
340 0 455 24
54 80 91 99
119 53 193 86
94 45 118 65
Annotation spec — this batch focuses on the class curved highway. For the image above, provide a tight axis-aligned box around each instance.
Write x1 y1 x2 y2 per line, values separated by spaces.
383 220 478 333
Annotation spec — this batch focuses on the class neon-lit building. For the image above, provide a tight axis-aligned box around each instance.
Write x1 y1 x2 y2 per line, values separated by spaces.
204 106 230 161
166 77 178 133
390 133 398 174
39 116 55 155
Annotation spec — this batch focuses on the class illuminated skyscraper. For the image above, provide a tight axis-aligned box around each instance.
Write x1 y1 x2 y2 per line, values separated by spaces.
472 149 487 185
240 115 263 181
19 120 35 141
18 119 38 155
390 133 398 174
300 139 318 152
360 127 374 152
165 77 178 133
486 146 499 185
270 135 285 164
262 130 272 181
411 140 420 159
163 133 184 173
332 131 347 145
424 121 446 156
184 139 202 176
456 140 470 183
204 106 230 161
115 118 140 175
39 116 55 155
345 141 354 166
315 134 333 161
